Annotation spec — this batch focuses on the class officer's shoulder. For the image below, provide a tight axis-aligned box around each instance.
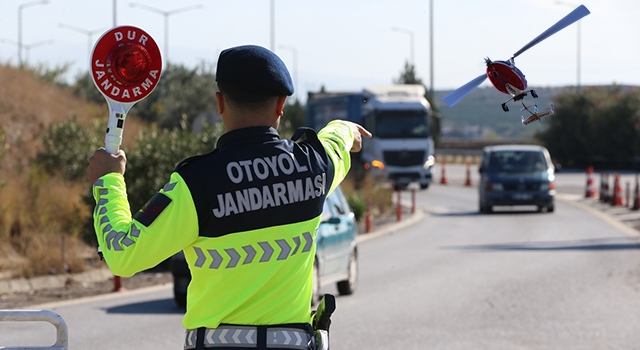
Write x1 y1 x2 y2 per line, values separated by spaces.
291 127 319 143
174 149 218 172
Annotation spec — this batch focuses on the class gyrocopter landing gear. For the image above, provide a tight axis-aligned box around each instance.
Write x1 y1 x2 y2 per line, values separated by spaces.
502 88 539 112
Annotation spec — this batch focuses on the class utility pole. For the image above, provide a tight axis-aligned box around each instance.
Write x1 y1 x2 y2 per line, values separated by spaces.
429 0 434 102
18 0 48 66
130 3 203 63
270 0 275 51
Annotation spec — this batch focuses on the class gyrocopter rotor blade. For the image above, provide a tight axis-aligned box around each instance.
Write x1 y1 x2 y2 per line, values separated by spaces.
512 4 590 60
442 74 487 107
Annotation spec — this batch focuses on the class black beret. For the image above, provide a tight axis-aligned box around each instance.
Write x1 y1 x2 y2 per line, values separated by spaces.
216 45 294 96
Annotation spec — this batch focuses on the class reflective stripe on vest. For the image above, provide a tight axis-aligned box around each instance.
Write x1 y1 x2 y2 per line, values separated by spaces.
184 326 311 349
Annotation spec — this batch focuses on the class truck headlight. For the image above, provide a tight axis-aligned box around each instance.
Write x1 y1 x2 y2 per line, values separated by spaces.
423 155 436 169
370 160 385 170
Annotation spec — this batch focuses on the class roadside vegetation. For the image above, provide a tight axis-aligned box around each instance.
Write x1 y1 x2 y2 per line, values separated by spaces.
534 86 640 169
3 58 638 279
0 63 392 278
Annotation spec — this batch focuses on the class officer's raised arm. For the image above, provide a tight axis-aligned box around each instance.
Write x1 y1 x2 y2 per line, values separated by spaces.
317 120 371 195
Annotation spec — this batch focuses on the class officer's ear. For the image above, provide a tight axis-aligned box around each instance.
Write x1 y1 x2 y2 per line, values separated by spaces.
216 92 225 114
276 95 287 117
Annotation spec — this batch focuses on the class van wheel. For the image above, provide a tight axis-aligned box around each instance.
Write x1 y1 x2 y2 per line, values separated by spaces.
479 201 492 213
538 205 554 213
337 250 358 295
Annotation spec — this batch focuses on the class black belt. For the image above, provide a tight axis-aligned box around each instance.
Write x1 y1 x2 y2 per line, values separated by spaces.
184 325 312 350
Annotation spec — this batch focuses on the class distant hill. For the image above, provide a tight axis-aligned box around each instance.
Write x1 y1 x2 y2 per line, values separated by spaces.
433 86 572 141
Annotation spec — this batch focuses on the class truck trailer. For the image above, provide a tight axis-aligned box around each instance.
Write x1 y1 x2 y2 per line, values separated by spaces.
306 85 435 190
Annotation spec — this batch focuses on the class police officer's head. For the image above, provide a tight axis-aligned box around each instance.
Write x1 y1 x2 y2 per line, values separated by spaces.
215 45 293 122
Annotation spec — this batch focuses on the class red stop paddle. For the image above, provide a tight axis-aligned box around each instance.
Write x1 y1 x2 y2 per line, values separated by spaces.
90 26 162 154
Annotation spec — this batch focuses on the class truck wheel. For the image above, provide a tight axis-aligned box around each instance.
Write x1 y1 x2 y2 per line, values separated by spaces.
393 184 407 191
337 250 358 295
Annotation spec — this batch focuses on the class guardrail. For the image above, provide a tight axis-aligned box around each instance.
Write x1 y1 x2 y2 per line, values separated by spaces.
0 310 68 350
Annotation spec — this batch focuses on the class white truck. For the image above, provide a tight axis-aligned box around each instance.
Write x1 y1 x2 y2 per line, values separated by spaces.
306 85 435 190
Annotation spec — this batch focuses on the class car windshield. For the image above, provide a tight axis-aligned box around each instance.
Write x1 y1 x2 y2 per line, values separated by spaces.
488 150 547 173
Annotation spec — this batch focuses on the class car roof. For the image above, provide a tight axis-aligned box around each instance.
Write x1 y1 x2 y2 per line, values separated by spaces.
483 144 547 152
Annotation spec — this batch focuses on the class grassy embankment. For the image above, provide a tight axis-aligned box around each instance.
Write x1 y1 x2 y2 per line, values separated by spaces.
0 64 145 278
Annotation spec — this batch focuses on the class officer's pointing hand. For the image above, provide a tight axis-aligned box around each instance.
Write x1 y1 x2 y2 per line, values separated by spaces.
346 121 372 153
87 148 127 185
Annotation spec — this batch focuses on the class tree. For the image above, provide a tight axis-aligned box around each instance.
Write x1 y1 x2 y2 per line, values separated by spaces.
535 86 640 169
393 61 422 86
71 62 219 130
279 99 306 139
71 71 104 104
124 119 223 212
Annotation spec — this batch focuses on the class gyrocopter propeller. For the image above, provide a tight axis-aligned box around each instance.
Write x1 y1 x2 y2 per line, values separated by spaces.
442 4 590 112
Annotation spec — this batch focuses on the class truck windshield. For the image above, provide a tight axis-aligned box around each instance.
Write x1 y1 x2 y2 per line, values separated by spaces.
374 110 430 139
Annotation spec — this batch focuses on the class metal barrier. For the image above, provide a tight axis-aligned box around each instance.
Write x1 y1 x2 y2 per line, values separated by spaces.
0 310 68 350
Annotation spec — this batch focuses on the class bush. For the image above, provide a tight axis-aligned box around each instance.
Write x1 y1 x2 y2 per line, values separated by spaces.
35 117 102 181
345 192 366 221
340 173 393 221
0 127 7 162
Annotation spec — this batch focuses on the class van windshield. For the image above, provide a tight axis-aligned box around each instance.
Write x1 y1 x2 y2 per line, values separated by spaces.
488 150 547 173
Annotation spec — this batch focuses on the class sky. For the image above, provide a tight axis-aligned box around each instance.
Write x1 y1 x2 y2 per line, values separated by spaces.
1 0 639 103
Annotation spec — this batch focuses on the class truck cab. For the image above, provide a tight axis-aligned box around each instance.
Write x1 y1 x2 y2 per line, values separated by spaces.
306 84 435 190
360 85 435 190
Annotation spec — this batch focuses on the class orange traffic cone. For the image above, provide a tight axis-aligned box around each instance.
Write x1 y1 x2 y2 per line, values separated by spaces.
464 160 472 187
612 173 623 206
440 160 448 185
585 166 596 198
113 275 125 292
365 196 372 233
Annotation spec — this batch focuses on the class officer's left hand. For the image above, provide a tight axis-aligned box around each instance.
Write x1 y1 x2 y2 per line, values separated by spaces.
87 148 127 185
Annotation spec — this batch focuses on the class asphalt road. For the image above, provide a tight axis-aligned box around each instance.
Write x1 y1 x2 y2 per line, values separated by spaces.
328 175 640 349
3 165 640 349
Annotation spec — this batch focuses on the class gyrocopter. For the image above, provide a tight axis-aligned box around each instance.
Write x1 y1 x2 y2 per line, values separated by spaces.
442 4 590 118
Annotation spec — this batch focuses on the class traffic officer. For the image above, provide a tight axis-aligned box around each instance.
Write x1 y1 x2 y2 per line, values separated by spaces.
87 44 371 350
